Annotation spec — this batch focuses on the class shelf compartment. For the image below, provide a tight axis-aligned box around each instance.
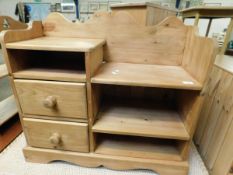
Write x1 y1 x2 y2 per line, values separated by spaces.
91 62 202 90
95 134 183 161
6 37 105 52
0 95 18 126
92 99 190 140
0 64 8 78
8 50 86 82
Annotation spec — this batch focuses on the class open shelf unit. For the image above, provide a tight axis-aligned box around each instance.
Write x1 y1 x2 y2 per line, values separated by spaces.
93 99 190 140
91 62 202 90
5 37 105 52
95 134 183 161
91 83 200 162
6 49 88 82
0 12 216 175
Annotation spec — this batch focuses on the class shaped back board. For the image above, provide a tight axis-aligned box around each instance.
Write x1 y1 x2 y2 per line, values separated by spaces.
43 12 188 66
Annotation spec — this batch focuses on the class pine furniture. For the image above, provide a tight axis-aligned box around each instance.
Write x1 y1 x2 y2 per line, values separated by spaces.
111 2 177 26
0 16 27 151
194 55 233 175
0 12 217 175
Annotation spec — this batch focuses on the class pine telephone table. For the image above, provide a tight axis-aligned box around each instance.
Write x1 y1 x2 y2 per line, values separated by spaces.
0 12 217 175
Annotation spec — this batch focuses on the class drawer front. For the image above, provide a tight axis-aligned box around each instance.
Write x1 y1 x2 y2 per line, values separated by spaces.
14 80 87 119
23 118 89 152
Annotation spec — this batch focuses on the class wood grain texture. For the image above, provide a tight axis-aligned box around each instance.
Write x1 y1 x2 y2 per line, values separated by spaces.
0 16 27 32
13 68 86 83
91 62 202 90
0 12 217 175
212 119 233 175
111 7 147 26
182 27 217 84
6 37 105 52
23 146 189 175
95 134 182 161
194 56 233 175
146 5 177 26
85 47 104 152
23 118 89 152
92 99 189 140
43 13 187 65
14 80 87 119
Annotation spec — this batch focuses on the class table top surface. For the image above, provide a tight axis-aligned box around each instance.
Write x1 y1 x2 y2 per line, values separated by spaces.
181 6 233 12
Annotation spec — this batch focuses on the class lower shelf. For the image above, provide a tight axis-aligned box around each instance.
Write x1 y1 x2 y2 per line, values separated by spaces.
95 134 183 161
92 99 189 140
23 146 189 175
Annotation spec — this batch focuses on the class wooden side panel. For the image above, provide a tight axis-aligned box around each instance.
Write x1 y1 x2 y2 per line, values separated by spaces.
194 67 223 145
85 47 103 152
14 80 87 119
23 146 189 175
43 13 187 65
111 7 147 26
212 119 233 175
0 16 27 32
199 72 232 157
0 21 43 74
182 27 217 84
23 118 89 152
205 77 233 168
193 57 233 173
146 6 177 26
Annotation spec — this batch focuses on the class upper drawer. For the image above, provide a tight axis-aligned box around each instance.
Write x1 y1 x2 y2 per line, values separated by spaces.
14 80 87 119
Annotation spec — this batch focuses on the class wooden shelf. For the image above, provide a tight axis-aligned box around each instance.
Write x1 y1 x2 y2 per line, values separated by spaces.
92 100 190 140
0 64 8 78
13 68 86 82
95 134 182 161
0 95 18 126
6 37 106 52
91 63 202 90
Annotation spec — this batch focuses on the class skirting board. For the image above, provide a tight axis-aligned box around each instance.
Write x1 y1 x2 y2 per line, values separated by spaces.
23 146 189 175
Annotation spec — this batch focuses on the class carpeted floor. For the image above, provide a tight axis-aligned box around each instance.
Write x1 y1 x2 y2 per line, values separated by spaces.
0 133 209 175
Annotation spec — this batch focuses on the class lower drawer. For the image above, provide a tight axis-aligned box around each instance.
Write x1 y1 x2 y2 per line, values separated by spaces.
23 118 89 152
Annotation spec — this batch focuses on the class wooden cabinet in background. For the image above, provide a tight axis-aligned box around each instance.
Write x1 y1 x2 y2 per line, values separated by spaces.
111 2 177 26
194 55 233 175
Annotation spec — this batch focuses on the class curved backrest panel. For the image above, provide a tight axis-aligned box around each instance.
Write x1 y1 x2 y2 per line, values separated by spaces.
43 12 188 65
0 16 27 32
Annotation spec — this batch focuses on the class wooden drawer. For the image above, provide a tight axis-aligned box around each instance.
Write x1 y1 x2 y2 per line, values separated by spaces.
23 118 89 152
14 80 87 119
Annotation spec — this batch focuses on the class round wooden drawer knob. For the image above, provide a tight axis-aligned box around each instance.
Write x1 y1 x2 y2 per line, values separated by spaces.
43 96 57 108
49 133 61 145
